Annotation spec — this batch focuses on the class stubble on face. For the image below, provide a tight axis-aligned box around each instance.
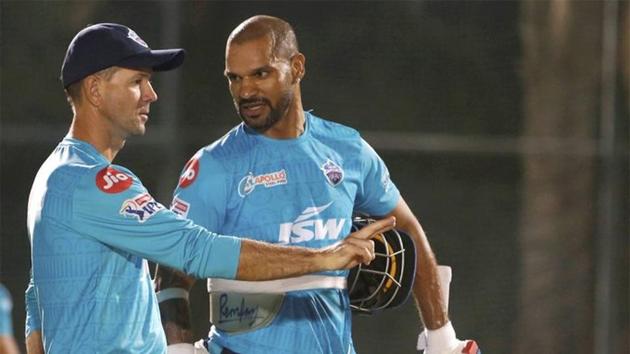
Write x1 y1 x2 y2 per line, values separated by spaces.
235 87 293 133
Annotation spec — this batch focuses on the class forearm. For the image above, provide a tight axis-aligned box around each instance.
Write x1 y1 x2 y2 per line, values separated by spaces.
26 330 44 354
236 239 324 280
154 265 196 292
407 223 449 329
154 265 196 345
0 336 20 354
159 300 195 345
387 198 449 329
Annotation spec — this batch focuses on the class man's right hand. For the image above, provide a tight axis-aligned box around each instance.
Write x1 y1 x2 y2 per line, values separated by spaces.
417 322 481 354
319 216 396 271
236 216 395 280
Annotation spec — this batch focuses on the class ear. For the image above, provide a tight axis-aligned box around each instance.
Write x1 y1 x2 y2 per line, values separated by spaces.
290 53 306 84
82 75 103 107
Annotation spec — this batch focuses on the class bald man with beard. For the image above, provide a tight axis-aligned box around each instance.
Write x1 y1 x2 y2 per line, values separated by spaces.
155 15 479 354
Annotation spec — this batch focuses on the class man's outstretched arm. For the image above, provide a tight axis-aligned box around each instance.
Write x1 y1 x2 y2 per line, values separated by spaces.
235 216 392 280
154 216 396 345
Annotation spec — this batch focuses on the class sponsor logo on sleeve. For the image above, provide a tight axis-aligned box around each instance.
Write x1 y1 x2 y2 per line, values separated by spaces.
120 193 164 223
382 170 392 192
96 167 133 193
321 159 344 187
237 169 287 197
178 157 200 188
278 201 347 244
170 197 190 218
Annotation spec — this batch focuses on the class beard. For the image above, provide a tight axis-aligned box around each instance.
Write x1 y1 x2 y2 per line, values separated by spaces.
235 89 293 133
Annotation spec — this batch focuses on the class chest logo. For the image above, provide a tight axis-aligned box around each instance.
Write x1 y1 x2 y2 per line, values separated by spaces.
321 159 344 187
278 201 346 244
238 169 287 197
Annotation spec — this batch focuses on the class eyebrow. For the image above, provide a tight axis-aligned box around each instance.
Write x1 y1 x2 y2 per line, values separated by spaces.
224 65 273 77
134 72 152 80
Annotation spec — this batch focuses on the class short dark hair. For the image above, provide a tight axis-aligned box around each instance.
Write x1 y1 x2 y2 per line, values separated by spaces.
228 15 299 61
64 66 119 109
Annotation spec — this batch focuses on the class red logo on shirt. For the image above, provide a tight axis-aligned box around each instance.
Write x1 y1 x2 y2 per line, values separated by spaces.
96 167 133 193
178 157 199 188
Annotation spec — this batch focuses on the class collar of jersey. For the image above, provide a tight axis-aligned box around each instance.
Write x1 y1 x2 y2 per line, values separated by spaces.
62 136 110 164
242 111 312 146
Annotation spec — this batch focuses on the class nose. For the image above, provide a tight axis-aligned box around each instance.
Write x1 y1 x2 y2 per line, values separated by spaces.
143 81 158 103
238 76 258 100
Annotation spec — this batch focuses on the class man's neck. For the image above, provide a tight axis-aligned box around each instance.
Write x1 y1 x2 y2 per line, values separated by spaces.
68 112 124 162
263 109 305 139
262 91 306 140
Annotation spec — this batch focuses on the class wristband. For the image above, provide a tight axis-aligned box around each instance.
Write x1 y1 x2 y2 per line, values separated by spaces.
417 321 457 352
157 288 189 303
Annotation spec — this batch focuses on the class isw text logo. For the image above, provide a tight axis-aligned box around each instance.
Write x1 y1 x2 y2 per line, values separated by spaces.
278 202 346 244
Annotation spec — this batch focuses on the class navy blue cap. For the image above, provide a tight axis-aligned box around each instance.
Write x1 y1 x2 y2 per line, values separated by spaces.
61 23 185 88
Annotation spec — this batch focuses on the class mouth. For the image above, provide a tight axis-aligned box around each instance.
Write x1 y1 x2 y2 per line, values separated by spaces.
139 111 149 122
239 99 268 118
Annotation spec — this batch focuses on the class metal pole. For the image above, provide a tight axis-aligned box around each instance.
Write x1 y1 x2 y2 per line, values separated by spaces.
157 0 182 203
594 1 620 353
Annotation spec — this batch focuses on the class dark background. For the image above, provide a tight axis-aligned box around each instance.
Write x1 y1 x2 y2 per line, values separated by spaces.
1 1 628 353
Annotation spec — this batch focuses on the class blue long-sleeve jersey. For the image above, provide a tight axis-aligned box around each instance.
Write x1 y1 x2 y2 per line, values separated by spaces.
0 283 13 336
25 137 242 353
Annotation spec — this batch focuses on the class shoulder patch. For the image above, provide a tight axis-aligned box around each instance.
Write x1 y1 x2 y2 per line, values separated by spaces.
170 197 190 218
96 167 133 193
178 157 200 188
120 193 164 223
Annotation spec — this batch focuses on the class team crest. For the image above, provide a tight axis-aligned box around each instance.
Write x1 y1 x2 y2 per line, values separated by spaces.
127 29 148 48
321 159 344 187
120 193 164 223
238 169 287 197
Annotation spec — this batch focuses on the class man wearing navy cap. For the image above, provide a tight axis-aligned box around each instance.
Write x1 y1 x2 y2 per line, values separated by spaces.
24 23 394 354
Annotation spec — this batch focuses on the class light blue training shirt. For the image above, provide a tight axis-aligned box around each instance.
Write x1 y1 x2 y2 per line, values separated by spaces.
172 112 400 354
0 283 13 336
26 137 242 353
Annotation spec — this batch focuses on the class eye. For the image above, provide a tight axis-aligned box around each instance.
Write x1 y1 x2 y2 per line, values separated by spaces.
226 73 239 83
254 70 269 78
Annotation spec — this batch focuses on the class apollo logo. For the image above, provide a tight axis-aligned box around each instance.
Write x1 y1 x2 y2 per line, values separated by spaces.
238 169 287 197
278 202 347 244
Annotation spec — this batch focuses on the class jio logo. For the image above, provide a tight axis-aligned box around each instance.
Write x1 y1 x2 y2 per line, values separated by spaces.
96 167 132 193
